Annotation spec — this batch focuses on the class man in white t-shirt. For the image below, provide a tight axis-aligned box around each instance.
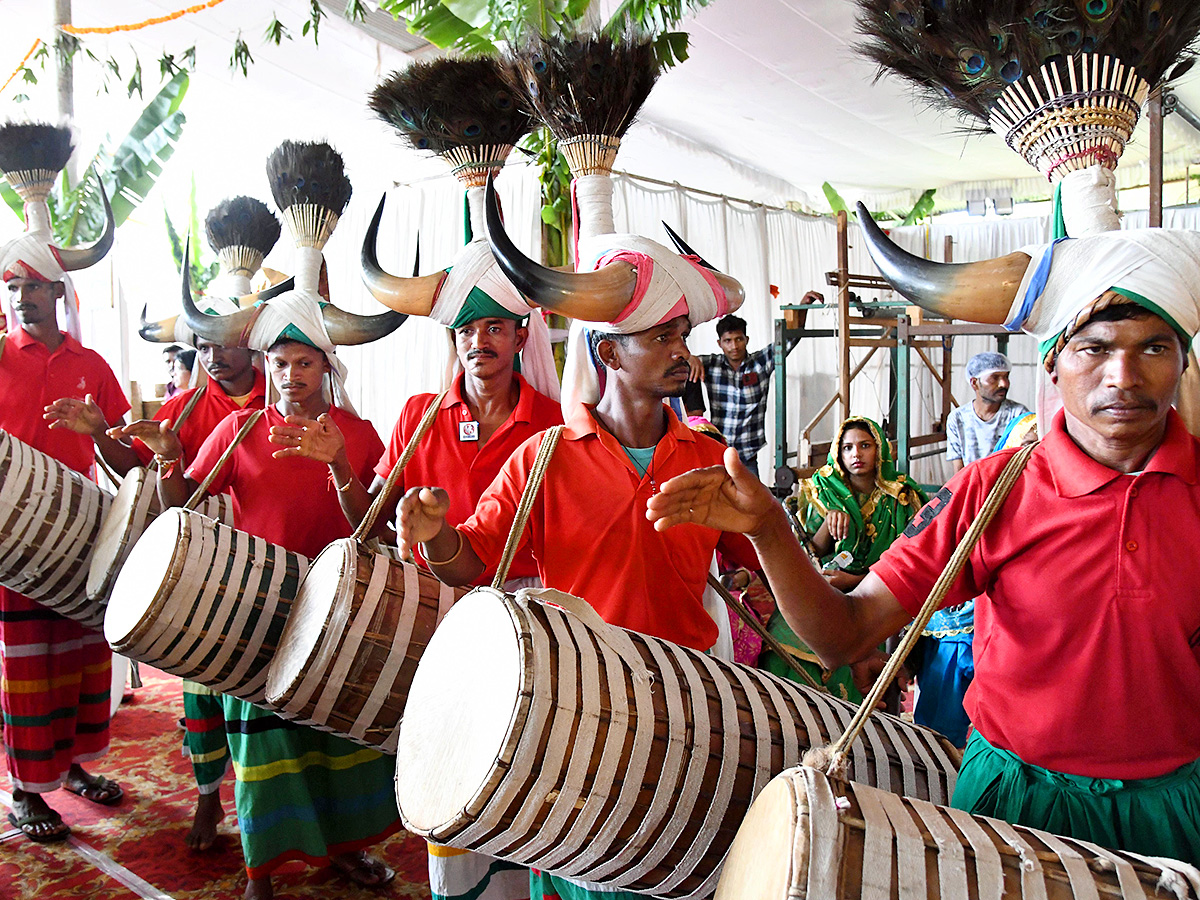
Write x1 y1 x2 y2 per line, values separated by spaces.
946 351 1030 471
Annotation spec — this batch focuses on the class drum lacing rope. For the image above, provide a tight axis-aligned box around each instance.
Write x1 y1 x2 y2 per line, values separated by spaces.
706 574 826 691
804 442 1037 778
491 426 563 590
353 388 449 542
183 407 266 511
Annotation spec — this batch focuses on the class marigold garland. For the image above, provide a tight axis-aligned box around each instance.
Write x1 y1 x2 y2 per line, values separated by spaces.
1 39 43 96
61 0 228 35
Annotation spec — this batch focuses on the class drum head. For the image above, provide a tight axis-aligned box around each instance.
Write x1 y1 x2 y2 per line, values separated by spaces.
86 467 151 599
713 771 800 900
103 507 187 646
266 539 351 704
395 589 524 834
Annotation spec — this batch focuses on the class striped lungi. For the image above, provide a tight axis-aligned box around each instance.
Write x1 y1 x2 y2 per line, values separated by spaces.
0 585 111 792
221 695 401 877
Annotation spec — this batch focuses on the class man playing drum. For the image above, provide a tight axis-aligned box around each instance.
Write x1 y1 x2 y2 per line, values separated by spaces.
0 121 135 843
400 186 762 900
647 227 1200 865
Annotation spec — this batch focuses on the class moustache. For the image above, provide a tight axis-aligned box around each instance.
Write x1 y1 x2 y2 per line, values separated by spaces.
1092 394 1156 413
467 350 497 360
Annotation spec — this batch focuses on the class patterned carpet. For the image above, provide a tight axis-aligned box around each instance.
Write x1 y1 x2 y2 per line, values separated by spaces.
0 666 431 899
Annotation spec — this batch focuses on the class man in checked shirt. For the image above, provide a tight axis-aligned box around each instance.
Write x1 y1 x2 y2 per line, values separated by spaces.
686 313 775 477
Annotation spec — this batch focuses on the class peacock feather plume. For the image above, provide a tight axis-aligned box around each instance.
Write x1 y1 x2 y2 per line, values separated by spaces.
204 196 281 278
856 0 1200 124
265 140 352 249
506 32 660 176
855 0 1200 179
0 121 74 203
368 57 534 187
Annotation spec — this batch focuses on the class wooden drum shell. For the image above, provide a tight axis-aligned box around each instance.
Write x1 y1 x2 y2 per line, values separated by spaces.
714 766 1200 900
265 538 466 751
395 589 961 900
104 507 308 704
0 429 112 624
86 466 232 611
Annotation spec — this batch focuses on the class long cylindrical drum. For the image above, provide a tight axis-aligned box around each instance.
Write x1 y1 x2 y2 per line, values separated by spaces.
395 588 960 899
104 507 309 704
85 467 233 618
714 765 1200 900
265 538 467 752
0 429 112 617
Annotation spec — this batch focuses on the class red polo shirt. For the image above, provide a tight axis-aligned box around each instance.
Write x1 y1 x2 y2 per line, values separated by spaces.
188 405 384 559
374 373 561 584
875 408 1200 779
133 370 268 465
0 327 128 476
459 404 758 650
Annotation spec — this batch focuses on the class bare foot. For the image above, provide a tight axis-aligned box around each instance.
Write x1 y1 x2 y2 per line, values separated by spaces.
244 874 273 900
185 791 223 850
9 789 70 842
331 850 395 888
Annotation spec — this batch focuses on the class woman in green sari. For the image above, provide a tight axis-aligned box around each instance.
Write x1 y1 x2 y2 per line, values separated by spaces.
765 416 927 699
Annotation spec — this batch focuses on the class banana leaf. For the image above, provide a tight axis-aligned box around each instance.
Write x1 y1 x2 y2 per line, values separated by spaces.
1 71 189 245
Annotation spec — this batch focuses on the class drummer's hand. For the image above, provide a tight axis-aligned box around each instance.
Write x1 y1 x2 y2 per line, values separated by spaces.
849 651 889 710
824 510 851 542
109 418 183 461
44 394 106 436
397 486 451 559
647 447 775 536
269 413 345 463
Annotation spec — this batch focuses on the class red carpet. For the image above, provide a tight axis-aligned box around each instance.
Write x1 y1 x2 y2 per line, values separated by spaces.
0 666 431 899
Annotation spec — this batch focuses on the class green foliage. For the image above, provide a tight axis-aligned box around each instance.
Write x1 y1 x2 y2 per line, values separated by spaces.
265 14 292 44
344 0 371 23
900 189 937 226
163 178 219 293
230 32 254 77
1 71 190 245
303 0 327 44
820 182 937 225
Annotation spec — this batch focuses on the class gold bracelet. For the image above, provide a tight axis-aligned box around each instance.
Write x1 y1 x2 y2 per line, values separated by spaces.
421 530 464 566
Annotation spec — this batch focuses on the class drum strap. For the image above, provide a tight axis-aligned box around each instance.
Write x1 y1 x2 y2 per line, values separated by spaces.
810 441 1038 777
171 380 208 435
353 387 450 542
706 574 826 690
184 408 266 511
491 425 564 589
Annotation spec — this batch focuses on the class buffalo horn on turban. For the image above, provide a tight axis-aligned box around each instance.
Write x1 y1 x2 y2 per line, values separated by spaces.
660 220 747 311
182 236 406 347
484 174 637 321
139 276 296 343
360 194 446 316
55 181 116 272
855 202 1028 324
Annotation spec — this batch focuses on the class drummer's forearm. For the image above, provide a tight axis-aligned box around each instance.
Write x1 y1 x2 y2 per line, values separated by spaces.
94 430 140 478
752 507 907 668
423 525 485 587
329 457 374 532
156 464 195 510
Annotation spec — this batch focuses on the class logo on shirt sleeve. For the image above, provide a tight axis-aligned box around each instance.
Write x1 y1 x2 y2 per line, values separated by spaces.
903 485 952 538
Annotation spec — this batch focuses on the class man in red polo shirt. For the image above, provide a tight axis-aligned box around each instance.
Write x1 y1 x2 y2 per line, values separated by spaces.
117 333 266 851
0 274 133 843
401 313 758 653
649 301 1200 864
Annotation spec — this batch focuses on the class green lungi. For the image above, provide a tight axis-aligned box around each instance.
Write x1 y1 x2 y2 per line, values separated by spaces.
953 731 1200 865
222 695 401 877
530 870 643 900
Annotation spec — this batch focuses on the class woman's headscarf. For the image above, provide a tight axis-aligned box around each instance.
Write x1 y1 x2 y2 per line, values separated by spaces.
798 416 927 573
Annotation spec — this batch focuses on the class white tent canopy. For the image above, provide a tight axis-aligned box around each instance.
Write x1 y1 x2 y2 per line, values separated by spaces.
6 0 1200 483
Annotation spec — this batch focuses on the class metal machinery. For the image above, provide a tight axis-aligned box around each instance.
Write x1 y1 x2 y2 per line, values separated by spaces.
772 211 1011 495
